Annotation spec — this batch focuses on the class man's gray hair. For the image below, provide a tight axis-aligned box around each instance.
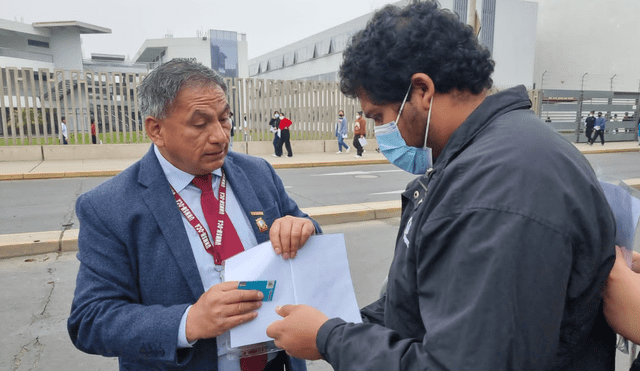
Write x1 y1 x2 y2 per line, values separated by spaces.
138 59 227 120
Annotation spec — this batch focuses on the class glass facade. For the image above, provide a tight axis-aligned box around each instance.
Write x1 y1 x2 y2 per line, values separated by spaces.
209 30 238 78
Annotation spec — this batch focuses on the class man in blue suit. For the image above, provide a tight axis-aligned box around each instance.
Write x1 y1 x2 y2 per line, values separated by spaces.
68 59 320 370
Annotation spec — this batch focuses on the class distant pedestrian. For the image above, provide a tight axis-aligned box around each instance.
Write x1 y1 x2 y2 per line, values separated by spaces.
61 116 68 145
335 109 350 154
275 112 293 157
353 111 366 157
591 111 606 145
243 114 249 141
269 111 281 156
228 111 235 150
585 111 595 144
90 118 97 144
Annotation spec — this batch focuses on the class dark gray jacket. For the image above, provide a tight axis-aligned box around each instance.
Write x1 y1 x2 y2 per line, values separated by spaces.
317 86 616 371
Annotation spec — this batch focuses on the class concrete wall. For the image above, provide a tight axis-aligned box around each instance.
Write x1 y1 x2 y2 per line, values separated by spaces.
492 0 538 89
1 139 379 162
42 143 150 160
49 29 83 71
237 36 249 78
165 38 212 67
0 146 43 161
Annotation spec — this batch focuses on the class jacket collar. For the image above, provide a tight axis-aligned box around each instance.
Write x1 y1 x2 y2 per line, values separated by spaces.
434 85 532 170
138 145 206 299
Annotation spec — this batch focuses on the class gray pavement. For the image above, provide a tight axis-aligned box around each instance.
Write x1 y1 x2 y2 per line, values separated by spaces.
1 141 639 370
0 218 400 371
1 142 639 259
1 141 638 181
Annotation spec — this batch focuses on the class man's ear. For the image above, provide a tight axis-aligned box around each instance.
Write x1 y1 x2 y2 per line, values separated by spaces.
410 73 436 111
145 117 165 148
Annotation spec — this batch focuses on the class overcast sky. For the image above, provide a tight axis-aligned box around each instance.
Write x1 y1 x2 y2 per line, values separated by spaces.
2 0 396 60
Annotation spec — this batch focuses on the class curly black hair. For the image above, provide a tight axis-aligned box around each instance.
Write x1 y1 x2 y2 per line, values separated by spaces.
339 0 494 104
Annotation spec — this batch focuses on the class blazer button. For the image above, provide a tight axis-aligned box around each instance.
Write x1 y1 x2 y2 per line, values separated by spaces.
413 191 420 199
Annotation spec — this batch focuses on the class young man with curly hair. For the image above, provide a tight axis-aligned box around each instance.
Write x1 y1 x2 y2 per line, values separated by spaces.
267 1 616 370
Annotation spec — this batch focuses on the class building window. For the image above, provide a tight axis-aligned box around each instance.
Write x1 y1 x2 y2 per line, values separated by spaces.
28 39 49 48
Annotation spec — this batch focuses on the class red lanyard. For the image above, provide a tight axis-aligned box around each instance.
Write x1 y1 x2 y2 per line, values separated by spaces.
170 171 229 265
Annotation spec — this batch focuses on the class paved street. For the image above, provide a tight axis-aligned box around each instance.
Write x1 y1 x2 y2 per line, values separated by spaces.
1 149 639 370
0 218 399 371
2 152 639 235
0 163 416 235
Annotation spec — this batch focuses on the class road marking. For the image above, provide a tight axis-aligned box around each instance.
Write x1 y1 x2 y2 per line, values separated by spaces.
311 169 403 176
370 190 405 195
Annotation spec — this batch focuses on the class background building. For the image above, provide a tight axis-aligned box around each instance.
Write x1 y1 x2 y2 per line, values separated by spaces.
533 0 640 92
133 29 249 77
0 18 110 71
248 0 538 90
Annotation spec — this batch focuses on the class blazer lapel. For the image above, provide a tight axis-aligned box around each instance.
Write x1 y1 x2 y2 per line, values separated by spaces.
223 154 271 244
138 146 205 299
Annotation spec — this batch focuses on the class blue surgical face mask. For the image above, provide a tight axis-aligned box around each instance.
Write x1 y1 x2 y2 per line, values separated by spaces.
374 84 433 175
275 114 280 118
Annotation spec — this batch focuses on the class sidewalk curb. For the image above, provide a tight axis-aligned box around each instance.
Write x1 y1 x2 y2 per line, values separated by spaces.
1 170 123 181
580 148 639 155
0 201 401 259
270 159 389 169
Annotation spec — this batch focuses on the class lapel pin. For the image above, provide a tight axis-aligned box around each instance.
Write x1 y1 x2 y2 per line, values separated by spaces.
255 217 269 233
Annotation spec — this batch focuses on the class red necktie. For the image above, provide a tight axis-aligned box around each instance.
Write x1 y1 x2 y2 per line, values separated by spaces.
192 173 244 261
192 173 268 371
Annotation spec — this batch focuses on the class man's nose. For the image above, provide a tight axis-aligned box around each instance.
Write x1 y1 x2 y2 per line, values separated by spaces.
207 121 229 143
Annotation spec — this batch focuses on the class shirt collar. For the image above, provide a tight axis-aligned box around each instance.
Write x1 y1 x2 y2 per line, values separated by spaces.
153 144 222 192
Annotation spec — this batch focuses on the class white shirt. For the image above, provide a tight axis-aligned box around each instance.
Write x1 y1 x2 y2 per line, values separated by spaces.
153 145 262 371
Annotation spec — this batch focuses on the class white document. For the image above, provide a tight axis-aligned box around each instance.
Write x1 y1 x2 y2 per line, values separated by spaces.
600 181 640 250
224 233 362 348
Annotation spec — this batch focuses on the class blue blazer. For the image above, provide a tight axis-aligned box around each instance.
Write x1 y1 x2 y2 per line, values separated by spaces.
68 146 320 370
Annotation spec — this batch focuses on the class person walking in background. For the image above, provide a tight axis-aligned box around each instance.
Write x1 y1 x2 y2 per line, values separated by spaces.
275 112 293 157
585 111 595 145
591 111 606 145
90 118 97 144
269 111 281 156
352 111 366 157
61 116 68 145
335 109 350 154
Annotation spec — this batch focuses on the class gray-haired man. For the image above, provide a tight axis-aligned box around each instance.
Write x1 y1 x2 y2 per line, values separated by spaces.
68 59 319 371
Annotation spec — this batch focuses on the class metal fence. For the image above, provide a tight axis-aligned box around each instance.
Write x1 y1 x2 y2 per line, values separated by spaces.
0 67 366 145
225 77 365 142
533 89 640 143
0 67 147 145
4 66 638 146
